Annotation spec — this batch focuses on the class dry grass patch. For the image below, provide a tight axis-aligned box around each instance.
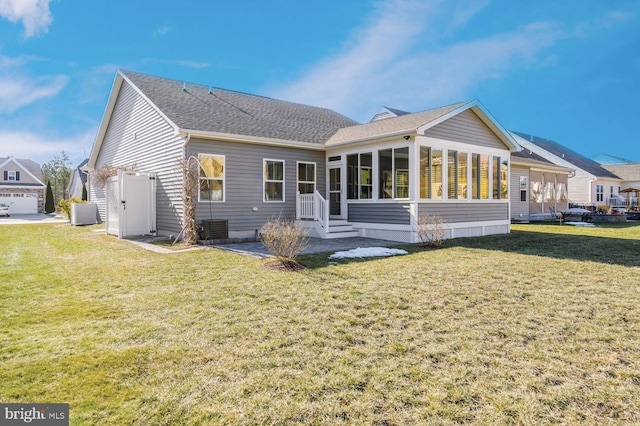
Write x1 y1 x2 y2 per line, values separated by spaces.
1 223 639 424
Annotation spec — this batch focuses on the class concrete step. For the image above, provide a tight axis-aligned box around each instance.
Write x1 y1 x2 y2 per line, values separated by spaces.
323 230 360 239
328 225 354 233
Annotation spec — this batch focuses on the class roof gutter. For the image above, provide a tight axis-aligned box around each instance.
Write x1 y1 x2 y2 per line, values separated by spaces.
177 129 325 151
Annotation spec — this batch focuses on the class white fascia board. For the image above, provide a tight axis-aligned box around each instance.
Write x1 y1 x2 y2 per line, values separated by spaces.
417 100 520 152
0 184 46 189
179 129 326 151
1 158 46 186
86 73 123 170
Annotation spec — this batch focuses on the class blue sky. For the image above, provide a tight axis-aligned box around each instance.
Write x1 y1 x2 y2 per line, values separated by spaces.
0 0 638 167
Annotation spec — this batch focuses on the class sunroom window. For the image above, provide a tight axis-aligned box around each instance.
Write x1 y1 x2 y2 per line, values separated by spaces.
379 147 409 199
419 147 443 199
347 153 372 199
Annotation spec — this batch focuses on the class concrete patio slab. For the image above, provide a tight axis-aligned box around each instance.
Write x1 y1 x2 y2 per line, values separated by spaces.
214 237 408 259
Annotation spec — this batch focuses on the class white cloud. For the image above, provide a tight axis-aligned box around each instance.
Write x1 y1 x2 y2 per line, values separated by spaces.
0 0 52 38
0 73 68 113
0 54 68 113
154 26 169 36
272 0 569 121
0 128 94 165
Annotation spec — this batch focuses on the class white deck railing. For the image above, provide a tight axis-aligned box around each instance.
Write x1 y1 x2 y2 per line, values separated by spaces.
296 190 329 230
606 196 638 209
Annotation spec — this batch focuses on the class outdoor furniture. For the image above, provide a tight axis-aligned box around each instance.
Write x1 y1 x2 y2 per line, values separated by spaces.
561 208 592 222
549 206 562 220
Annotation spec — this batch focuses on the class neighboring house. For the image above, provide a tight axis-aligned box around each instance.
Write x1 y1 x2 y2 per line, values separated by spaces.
509 148 574 220
86 70 520 242
0 157 46 214
511 132 622 207
68 158 89 199
601 163 640 208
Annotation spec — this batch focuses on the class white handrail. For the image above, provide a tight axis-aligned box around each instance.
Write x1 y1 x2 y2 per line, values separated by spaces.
296 190 330 230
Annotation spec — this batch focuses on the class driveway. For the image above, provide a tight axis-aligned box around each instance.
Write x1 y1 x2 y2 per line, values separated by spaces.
0 214 68 225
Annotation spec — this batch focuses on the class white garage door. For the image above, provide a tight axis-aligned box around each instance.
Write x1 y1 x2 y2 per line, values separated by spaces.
7 193 38 214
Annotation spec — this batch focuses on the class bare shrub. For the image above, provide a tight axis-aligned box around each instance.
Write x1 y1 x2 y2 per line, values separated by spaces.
91 164 137 187
260 218 309 267
175 156 199 245
416 215 448 247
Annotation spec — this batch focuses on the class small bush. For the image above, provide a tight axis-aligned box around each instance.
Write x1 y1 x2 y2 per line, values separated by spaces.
260 218 309 267
58 197 86 218
416 214 448 247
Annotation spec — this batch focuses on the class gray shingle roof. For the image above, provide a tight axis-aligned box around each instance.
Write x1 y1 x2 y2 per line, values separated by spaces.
0 157 44 182
121 70 359 144
512 131 620 179
327 102 469 145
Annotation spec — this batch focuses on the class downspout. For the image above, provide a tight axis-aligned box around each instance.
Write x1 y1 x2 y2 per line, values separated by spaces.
588 177 596 206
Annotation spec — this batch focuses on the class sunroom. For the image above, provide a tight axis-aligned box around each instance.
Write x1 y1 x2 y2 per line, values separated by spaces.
296 100 519 242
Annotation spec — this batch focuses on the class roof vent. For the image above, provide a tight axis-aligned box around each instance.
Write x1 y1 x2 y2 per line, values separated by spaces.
209 86 213 94
182 82 187 92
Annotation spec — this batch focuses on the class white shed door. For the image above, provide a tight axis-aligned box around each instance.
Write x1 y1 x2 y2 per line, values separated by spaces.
8 194 38 214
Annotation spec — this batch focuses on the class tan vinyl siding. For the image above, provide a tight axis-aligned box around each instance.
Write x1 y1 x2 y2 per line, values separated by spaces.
424 109 506 150
418 202 508 223
511 165 530 219
187 139 325 234
90 81 184 234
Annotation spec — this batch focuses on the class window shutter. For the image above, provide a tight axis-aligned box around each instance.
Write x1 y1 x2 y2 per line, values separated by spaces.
3 171 6 180
15 171 20 181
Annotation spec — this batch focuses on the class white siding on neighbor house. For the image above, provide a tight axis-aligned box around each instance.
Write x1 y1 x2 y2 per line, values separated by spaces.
594 178 623 206
89 81 184 234
510 165 529 219
424 109 506 150
187 138 325 237
567 170 594 205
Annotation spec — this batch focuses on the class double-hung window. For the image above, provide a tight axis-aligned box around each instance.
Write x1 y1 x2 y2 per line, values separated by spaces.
297 162 315 194
520 176 528 202
264 159 285 202
4 171 19 181
596 184 604 202
199 154 225 202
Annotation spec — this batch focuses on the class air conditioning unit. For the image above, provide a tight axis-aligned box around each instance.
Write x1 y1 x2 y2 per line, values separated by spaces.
201 219 228 240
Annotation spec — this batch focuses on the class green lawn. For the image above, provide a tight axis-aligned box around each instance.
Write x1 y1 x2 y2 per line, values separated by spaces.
1 222 639 425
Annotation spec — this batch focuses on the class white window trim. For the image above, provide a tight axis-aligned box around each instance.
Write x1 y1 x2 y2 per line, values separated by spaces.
296 161 316 194
263 158 285 203
7 171 16 181
198 153 225 203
